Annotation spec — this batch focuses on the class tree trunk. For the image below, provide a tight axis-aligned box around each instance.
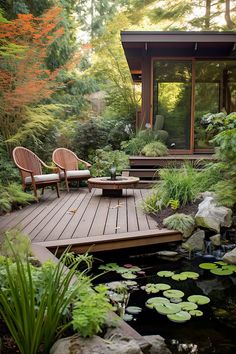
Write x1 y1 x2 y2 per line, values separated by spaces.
225 0 236 29
205 0 211 29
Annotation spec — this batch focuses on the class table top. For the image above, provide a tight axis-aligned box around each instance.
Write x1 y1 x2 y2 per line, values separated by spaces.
88 176 139 185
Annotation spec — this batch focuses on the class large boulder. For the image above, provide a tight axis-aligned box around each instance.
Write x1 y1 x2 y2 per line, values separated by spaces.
182 229 205 251
223 247 236 264
209 234 221 246
50 334 143 354
144 335 171 354
195 194 232 232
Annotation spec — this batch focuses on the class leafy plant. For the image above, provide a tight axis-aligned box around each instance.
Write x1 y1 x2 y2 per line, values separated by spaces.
143 163 222 213
91 147 129 177
163 213 195 238
0 250 112 354
0 183 35 213
141 141 168 157
0 229 32 259
72 284 112 337
168 199 180 210
121 129 157 155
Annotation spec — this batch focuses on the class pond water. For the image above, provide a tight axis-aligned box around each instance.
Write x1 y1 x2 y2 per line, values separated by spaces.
92 245 236 354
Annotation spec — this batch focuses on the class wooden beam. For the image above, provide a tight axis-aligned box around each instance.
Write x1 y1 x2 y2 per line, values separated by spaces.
33 229 182 254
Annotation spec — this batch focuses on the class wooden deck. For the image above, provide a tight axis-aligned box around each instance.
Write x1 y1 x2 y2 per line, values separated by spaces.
0 188 182 252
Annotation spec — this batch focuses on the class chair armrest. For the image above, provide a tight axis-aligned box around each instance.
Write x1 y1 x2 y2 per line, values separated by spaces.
76 157 92 168
40 159 60 173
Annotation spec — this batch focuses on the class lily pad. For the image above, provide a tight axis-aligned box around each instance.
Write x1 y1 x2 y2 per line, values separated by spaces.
157 270 174 278
144 283 171 293
170 298 182 304
214 261 228 266
155 302 182 315
117 267 134 274
146 297 170 308
123 280 138 287
221 264 236 272
126 306 142 315
121 272 137 279
199 263 218 270
187 295 210 305
180 271 199 279
167 311 191 323
210 268 234 276
163 289 184 299
180 301 198 311
99 263 119 271
171 273 188 281
123 313 133 321
109 293 124 302
189 309 203 317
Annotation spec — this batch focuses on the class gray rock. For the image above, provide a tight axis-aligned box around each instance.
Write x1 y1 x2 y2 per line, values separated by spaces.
222 247 236 264
50 334 143 354
144 335 171 354
156 251 178 257
182 230 205 251
195 195 232 232
209 234 221 246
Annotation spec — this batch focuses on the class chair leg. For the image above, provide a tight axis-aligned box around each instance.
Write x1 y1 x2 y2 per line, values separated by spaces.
56 183 60 198
65 178 70 192
41 187 44 195
32 184 39 202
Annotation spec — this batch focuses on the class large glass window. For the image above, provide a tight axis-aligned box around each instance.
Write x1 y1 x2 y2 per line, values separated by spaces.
195 61 236 149
153 61 192 150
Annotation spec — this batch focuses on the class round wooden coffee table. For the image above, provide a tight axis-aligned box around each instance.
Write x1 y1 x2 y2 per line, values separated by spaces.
88 176 140 196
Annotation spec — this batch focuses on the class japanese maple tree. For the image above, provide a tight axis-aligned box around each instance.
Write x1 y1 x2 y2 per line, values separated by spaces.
0 6 64 142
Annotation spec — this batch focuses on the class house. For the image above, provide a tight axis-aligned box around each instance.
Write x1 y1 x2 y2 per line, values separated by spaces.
121 31 236 154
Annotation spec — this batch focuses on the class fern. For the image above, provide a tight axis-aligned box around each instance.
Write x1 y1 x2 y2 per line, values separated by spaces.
6 104 65 146
0 183 35 213
163 213 195 238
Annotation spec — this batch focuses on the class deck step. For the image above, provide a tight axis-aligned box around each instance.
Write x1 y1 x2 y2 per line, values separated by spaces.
129 155 214 167
123 168 159 178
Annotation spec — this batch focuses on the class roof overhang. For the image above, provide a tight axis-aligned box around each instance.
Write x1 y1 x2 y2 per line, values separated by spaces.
121 31 236 82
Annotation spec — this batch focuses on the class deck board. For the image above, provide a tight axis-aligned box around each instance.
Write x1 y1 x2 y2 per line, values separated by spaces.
0 188 181 251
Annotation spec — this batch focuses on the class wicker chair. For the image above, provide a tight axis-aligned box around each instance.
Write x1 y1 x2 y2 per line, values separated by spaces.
52 148 91 192
12 147 60 201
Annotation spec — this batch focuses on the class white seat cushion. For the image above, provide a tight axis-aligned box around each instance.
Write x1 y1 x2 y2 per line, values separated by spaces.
25 173 60 184
59 170 90 179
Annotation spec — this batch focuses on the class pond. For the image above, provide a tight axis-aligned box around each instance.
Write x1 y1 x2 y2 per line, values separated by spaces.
92 245 236 354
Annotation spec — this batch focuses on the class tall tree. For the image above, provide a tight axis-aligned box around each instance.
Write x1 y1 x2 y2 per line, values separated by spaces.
0 7 64 143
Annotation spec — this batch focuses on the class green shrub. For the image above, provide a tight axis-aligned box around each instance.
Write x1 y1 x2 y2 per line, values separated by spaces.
0 183 35 213
213 179 236 208
91 147 129 177
142 141 168 157
121 129 156 155
163 213 195 238
0 136 19 185
207 112 236 208
0 229 32 259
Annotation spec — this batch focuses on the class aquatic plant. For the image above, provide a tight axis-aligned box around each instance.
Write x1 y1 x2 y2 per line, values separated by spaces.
163 289 185 299
199 261 236 276
167 311 191 323
144 283 171 294
157 270 174 277
187 295 210 305
155 302 182 315
126 306 142 315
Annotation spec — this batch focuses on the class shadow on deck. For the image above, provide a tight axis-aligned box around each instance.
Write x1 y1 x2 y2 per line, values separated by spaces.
0 188 182 253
